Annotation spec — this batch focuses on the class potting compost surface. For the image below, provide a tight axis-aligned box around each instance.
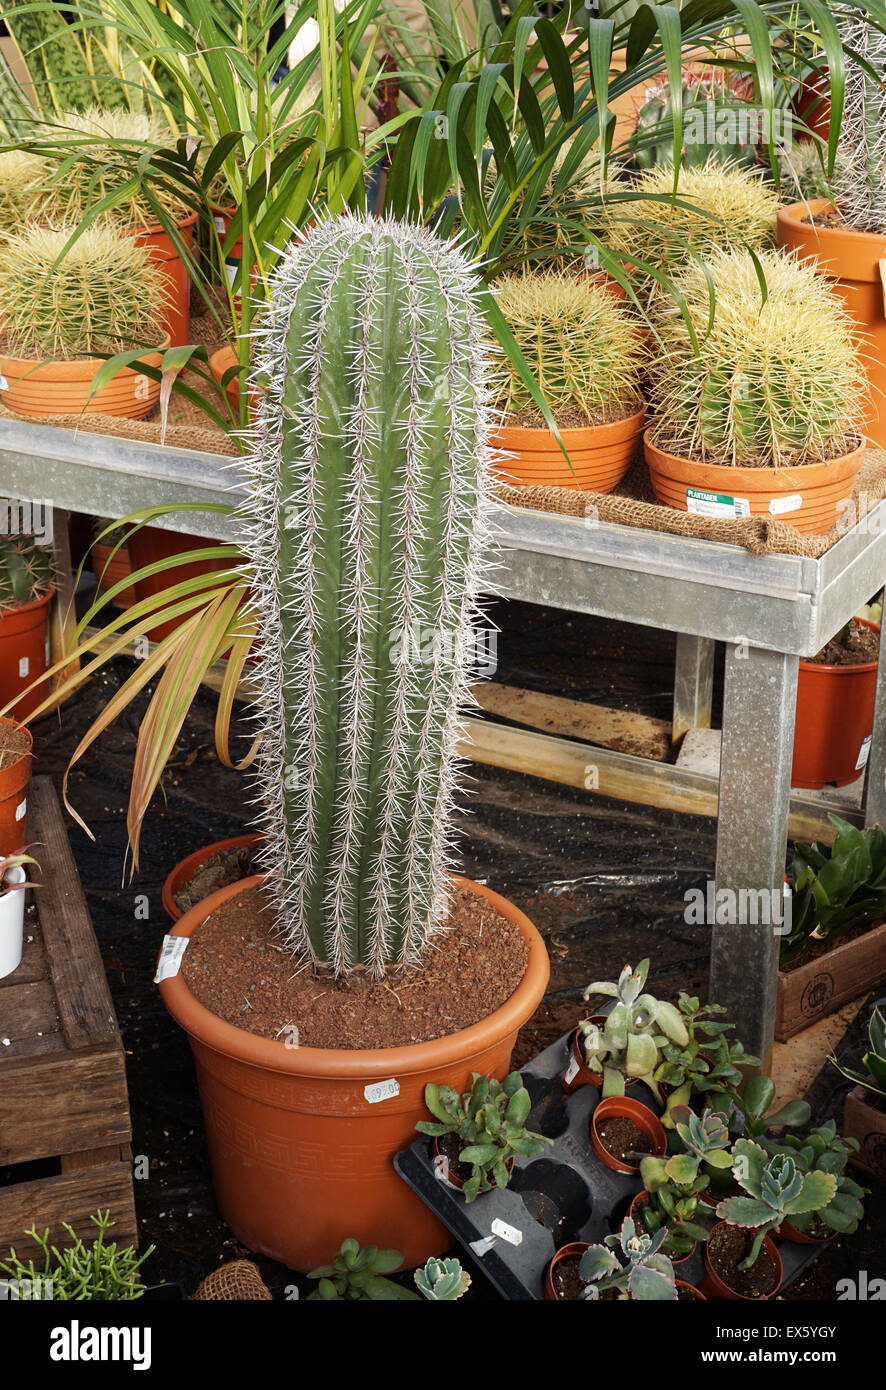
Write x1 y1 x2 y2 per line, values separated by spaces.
14 593 884 1299
181 881 529 1048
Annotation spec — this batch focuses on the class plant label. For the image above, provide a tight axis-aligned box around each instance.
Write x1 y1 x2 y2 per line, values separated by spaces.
856 735 872 771
564 1053 580 1084
364 1077 400 1104
154 934 189 983
490 1219 522 1246
15 799 25 822
18 658 28 678
686 487 750 519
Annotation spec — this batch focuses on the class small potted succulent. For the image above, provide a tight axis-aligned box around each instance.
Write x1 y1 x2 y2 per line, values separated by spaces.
645 247 867 533
306 1239 419 1302
705 1140 837 1300
632 1107 733 1260
572 959 690 1101
489 268 646 492
0 534 55 721
546 1216 677 1301
0 846 38 981
0 223 169 419
776 817 886 1040
414 1257 471 1300
656 991 759 1123
416 1072 552 1202
832 1001 886 1183
0 1211 154 1300
762 1121 868 1242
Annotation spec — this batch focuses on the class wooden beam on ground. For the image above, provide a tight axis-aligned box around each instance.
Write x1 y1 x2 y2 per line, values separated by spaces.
470 683 671 761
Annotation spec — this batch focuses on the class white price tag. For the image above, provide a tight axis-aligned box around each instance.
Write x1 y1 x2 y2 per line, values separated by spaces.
563 1053 580 1085
856 734 872 771
154 934 189 983
15 799 26 823
769 494 803 516
18 657 28 678
0 375 8 391
364 1077 400 1104
490 1218 523 1247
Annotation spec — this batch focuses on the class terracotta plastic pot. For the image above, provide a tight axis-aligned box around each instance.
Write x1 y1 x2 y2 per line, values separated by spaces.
561 1017 608 1094
644 431 865 535
127 526 236 642
777 199 886 448
492 406 646 492
210 205 244 297
91 544 136 609
544 1241 591 1300
133 213 199 347
792 619 879 789
590 1095 667 1175
628 1190 695 1265
162 833 264 922
701 1221 783 1301
159 873 550 1270
430 1135 514 1192
208 345 262 420
0 345 166 420
0 717 32 859
774 1217 828 1246
675 1280 707 1300
0 590 54 720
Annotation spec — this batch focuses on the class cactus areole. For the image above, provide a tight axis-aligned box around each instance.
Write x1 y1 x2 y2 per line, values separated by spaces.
245 214 496 979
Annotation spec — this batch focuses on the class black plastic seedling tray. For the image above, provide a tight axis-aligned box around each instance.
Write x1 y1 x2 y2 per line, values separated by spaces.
395 1031 831 1301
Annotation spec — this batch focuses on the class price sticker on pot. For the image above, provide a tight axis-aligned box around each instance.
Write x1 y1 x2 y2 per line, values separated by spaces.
769 494 803 516
0 375 8 391
364 1077 399 1104
856 735 872 771
18 658 28 679
154 934 188 983
15 799 26 823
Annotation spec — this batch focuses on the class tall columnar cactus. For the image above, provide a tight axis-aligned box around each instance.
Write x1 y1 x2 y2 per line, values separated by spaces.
833 17 886 233
245 214 495 977
0 537 55 611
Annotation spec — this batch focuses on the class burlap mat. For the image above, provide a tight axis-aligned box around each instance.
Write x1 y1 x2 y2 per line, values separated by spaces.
493 449 886 558
191 1259 272 1300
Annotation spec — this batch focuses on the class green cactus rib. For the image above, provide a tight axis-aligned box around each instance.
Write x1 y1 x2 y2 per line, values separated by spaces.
834 17 886 233
245 215 494 975
0 536 55 612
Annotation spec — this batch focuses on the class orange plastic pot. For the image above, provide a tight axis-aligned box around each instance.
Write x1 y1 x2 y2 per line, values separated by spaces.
162 833 264 922
208 345 262 421
644 431 865 535
492 406 646 492
562 1017 608 1094
430 1135 514 1191
701 1221 783 1301
158 874 550 1271
91 544 136 609
0 716 32 858
590 1095 666 1175
0 590 54 720
792 621 879 789
133 214 199 348
127 526 236 642
628 1190 695 1264
774 1217 827 1246
0 345 166 420
675 1280 707 1299
777 199 886 448
544 1241 591 1300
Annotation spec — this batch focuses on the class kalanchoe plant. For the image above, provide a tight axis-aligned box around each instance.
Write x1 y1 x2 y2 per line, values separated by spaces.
306 1238 418 1301
580 959 689 1101
0 535 55 612
831 1002 886 1107
0 1211 154 1300
782 816 886 966
638 1107 733 1255
416 1073 552 1203
657 992 759 1124
709 1071 812 1141
578 1216 677 1301
414 1257 471 1300
716 1139 837 1269
761 1120 868 1236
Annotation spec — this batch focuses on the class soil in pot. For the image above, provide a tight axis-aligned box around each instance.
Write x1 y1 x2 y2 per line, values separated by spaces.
706 1223 780 1299
173 843 260 917
677 1283 705 1300
435 1131 474 1187
806 618 878 667
0 718 32 857
0 718 31 769
180 881 530 1047
550 1253 586 1300
595 1115 653 1166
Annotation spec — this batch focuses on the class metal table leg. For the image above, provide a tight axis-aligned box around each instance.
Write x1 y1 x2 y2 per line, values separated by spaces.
672 634 715 749
710 643 799 1067
864 633 886 828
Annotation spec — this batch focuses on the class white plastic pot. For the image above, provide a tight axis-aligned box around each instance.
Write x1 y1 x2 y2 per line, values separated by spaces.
0 865 27 979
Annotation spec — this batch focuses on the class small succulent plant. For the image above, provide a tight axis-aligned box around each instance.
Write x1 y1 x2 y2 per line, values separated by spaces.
579 959 689 1102
306 1238 418 1301
638 1107 733 1255
605 155 779 276
490 269 645 426
578 1216 677 1301
0 536 55 612
716 1139 837 1268
648 247 865 469
414 1256 471 1300
0 1211 153 1300
761 1119 868 1236
831 1001 886 1106
711 1072 812 1142
657 992 760 1124
0 223 168 359
416 1071 552 1202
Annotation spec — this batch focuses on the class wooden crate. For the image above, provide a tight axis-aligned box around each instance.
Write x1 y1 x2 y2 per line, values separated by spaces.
0 777 136 1260
774 920 886 1042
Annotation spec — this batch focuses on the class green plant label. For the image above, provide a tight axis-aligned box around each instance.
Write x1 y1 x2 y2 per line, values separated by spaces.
686 488 751 519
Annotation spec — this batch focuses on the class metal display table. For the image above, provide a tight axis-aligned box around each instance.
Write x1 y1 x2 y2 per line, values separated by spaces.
4 415 886 1063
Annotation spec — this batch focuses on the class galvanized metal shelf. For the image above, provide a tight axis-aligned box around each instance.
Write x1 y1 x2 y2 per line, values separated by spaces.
4 415 886 1062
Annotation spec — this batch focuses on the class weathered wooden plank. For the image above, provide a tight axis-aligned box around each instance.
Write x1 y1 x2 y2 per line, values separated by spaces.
775 920 886 1042
27 777 120 1050
0 1047 131 1165
4 916 47 986
471 683 671 761
0 1161 138 1262
0 980 60 1056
